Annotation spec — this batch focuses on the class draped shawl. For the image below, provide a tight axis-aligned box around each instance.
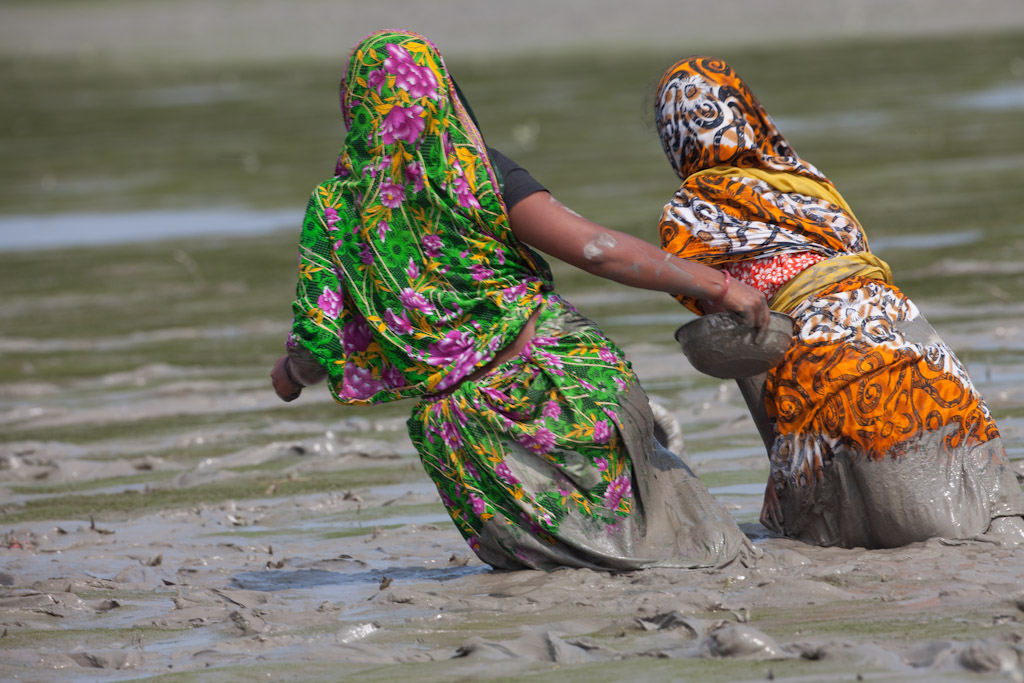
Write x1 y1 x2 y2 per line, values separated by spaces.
655 56 870 313
290 30 552 404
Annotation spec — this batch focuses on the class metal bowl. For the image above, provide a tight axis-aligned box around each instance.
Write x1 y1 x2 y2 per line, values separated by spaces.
674 312 794 379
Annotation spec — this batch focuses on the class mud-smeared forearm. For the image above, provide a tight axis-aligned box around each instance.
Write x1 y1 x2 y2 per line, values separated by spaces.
507 192 771 328
579 229 727 301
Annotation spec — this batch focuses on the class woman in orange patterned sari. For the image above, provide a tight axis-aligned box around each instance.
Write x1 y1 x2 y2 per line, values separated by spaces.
654 56 1024 548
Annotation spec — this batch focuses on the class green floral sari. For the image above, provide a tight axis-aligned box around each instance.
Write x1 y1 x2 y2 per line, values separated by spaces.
289 30 754 570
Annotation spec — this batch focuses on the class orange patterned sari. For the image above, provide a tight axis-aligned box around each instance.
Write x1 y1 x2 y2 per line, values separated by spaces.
655 57 1022 547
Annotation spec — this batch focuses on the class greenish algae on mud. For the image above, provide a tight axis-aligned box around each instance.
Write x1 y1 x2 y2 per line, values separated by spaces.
191 652 883 683
10 469 178 495
313 523 406 540
0 625 186 652
755 605 1020 644
1 462 424 524
0 399 410 446
203 502 447 539
318 501 447 525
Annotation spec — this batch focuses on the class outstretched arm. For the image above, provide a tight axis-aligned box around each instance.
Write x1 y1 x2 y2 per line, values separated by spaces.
508 191 770 329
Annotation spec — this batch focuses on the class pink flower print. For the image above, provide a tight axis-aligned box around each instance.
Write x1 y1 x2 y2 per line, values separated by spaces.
469 264 493 281
382 364 405 389
467 535 481 551
339 363 383 400
595 457 609 472
422 234 443 258
317 287 342 320
518 426 556 454
406 257 420 280
480 386 511 405
367 68 387 93
377 220 390 243
430 340 486 393
324 206 340 231
440 420 463 450
359 242 374 265
469 493 486 516
495 461 519 485
604 475 632 510
449 401 470 428
384 43 439 100
363 160 378 181
334 157 350 177
342 311 372 354
405 161 425 192
603 407 619 425
426 329 474 366
613 376 628 392
380 104 425 146
536 351 564 372
593 419 612 445
502 282 528 302
379 177 406 209
542 401 561 420
399 287 434 314
452 173 481 209
598 346 617 364
384 308 413 335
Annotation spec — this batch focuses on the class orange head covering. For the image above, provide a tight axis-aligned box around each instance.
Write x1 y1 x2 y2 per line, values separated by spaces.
655 56 825 181
654 57 869 312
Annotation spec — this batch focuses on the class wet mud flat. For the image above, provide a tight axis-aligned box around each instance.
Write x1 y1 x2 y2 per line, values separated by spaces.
2 423 1024 682
2 332 1023 682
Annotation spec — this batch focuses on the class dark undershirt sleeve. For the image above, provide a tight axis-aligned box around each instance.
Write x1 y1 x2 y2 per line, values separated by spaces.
486 147 548 211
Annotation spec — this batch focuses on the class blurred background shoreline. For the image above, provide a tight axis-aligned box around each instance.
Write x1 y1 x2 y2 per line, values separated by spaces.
3 0 1024 67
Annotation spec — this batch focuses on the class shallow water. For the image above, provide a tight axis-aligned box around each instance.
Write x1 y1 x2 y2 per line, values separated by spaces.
0 208 298 251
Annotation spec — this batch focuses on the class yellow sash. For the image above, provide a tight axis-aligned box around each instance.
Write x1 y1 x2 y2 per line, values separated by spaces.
688 166 892 314
689 165 861 226
769 252 893 314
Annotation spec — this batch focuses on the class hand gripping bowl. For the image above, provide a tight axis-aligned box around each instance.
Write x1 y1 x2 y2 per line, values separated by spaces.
674 312 795 379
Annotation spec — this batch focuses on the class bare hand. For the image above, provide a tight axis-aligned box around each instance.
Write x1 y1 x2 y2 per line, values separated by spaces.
711 278 771 340
271 354 302 402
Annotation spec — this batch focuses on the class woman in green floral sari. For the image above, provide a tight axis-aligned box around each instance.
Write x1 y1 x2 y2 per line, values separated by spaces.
270 30 770 570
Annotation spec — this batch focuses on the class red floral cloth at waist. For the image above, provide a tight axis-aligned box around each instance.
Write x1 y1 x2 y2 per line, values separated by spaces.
722 252 828 301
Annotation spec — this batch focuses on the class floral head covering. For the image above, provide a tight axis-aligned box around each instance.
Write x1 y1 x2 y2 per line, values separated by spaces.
654 56 868 312
289 30 552 404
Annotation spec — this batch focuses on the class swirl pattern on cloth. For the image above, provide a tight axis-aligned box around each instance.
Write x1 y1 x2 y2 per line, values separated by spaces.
654 56 1022 547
